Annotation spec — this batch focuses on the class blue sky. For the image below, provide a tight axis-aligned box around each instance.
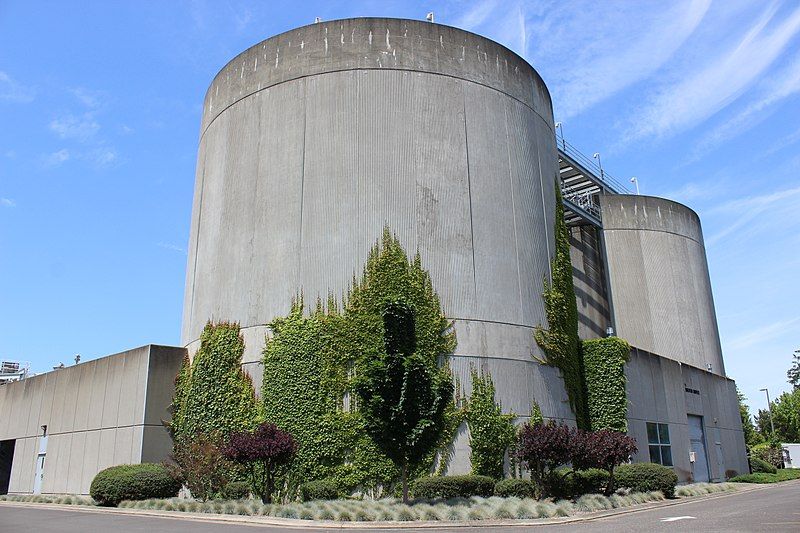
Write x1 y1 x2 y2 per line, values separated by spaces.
1 1 798 414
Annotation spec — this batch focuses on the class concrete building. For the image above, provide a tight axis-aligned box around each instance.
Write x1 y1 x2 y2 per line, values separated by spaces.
0 17 748 495
0 346 183 495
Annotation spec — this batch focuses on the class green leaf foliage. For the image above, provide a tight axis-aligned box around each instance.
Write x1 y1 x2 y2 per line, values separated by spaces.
465 369 517 479
262 298 397 493
351 231 456 500
171 322 260 445
582 337 630 432
534 185 588 429
261 228 457 497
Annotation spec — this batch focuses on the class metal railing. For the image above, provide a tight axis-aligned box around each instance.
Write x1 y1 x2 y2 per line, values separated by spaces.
556 132 631 194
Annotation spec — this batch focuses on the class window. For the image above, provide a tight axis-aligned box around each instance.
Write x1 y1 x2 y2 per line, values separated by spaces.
647 422 673 466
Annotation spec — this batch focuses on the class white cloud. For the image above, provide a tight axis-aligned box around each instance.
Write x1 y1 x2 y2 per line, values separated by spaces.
693 53 800 157
628 4 800 141
724 316 800 351
452 0 500 31
0 71 35 103
1 198 15 207
49 114 100 142
87 147 118 167
42 149 71 167
548 0 711 119
706 185 800 246
157 242 186 253
70 87 105 109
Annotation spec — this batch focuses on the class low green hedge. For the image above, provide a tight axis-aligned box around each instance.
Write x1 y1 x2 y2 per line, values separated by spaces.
90 464 181 506
298 479 339 501
221 481 251 500
750 457 777 474
494 479 537 498
548 468 608 499
412 475 495 499
614 463 677 498
730 469 800 483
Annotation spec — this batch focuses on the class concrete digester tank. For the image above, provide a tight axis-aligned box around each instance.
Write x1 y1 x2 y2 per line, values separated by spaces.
600 194 725 375
181 18 573 426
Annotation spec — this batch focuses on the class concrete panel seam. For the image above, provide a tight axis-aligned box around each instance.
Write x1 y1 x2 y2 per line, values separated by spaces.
603 227 703 246
461 88 479 303
200 68 554 142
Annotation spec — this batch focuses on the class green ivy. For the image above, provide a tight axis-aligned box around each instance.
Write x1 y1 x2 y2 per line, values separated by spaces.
582 337 630 432
261 228 458 495
171 322 261 444
465 369 517 479
534 185 589 429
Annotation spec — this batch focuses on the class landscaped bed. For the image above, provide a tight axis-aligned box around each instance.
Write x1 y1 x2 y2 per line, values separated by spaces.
729 469 800 484
0 483 735 522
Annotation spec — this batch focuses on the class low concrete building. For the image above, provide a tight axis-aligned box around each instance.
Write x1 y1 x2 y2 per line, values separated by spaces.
0 345 183 495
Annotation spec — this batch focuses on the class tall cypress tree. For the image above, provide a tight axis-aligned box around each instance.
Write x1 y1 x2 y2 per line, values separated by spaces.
351 229 456 503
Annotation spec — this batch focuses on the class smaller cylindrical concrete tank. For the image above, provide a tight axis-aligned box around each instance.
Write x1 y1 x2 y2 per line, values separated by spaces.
599 194 725 375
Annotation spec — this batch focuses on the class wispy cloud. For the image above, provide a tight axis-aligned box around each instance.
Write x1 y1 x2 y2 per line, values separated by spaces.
547 0 710 119
1 198 15 207
157 242 186 254
628 3 800 141
42 149 71 168
760 125 800 158
49 113 100 142
85 147 118 168
707 185 800 246
0 71 35 103
69 87 106 109
725 316 800 351
453 0 500 31
692 53 800 158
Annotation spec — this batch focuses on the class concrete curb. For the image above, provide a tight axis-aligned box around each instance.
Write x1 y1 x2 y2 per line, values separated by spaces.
0 483 783 530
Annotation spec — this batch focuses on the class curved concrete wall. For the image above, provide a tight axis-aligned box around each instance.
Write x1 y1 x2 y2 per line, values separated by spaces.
600 195 725 375
181 18 570 423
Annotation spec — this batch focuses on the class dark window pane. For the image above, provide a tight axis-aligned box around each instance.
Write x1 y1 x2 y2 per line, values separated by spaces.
647 423 659 444
661 446 673 466
658 424 670 444
649 445 662 464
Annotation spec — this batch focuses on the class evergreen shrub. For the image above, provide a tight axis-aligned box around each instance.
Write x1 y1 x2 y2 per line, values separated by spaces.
90 464 181 506
494 478 536 498
412 475 495 499
614 463 678 498
750 457 777 474
221 481 251 500
298 479 339 501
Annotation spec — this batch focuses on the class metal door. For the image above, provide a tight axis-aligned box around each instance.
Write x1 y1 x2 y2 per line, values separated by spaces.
33 454 45 494
688 415 710 482
33 435 47 494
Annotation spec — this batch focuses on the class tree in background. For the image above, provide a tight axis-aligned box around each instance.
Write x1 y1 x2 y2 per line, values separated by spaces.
767 390 800 443
223 423 298 503
534 186 588 429
788 349 800 391
737 387 763 448
355 300 454 503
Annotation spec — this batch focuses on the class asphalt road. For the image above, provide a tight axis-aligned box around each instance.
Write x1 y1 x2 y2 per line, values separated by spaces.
1 482 798 533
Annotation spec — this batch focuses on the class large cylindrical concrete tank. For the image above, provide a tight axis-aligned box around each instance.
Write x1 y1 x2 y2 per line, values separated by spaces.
599 194 725 375
182 18 570 424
